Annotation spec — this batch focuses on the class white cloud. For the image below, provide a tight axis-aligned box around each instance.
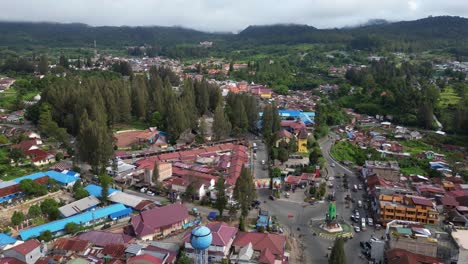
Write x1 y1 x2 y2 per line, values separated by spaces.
0 0 467 32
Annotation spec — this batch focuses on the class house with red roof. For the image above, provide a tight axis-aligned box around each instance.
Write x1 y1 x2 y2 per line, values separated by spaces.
127 254 164 264
183 222 238 263
386 248 443 264
75 231 134 247
50 238 92 257
130 203 190 240
3 239 42 264
231 232 288 264
114 128 167 150
415 184 445 199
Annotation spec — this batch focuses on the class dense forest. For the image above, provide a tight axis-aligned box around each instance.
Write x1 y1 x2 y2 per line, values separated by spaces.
1 16 468 58
339 59 468 134
23 67 258 170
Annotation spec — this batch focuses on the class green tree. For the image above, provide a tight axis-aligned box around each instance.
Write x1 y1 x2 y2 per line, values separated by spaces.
213 105 232 140
10 148 25 164
55 152 64 161
98 174 113 204
77 111 114 172
28 204 42 218
19 179 34 194
329 237 346 264
184 182 197 201
234 166 256 217
11 211 25 225
0 134 8 144
38 230 53 242
278 147 289 164
64 222 80 234
239 216 246 231
74 188 90 200
214 177 228 216
58 55 69 69
38 55 48 74
73 180 83 192
176 251 192 264
40 198 60 220
149 111 163 128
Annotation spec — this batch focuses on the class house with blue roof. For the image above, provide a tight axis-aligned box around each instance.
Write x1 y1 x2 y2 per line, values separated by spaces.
259 109 315 126
0 233 17 248
84 184 120 198
19 203 132 240
13 170 79 187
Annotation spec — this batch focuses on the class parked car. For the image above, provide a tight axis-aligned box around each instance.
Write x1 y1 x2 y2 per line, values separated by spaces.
358 200 363 208
140 187 148 193
269 195 275 201
147 191 155 196
367 218 374 226
331 163 336 167
354 226 361 232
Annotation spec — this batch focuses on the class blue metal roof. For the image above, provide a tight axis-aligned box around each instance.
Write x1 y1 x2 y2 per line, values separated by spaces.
46 171 79 184
84 184 119 198
19 204 129 240
0 233 17 246
110 207 132 219
12 170 79 185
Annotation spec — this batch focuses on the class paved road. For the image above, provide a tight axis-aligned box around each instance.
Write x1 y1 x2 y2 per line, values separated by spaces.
251 137 385 263
321 134 385 264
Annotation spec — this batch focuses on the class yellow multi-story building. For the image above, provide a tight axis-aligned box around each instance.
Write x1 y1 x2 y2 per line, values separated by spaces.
297 128 308 153
379 194 438 225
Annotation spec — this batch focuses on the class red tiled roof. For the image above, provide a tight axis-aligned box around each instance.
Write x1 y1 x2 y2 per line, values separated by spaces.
259 248 276 264
102 244 126 258
144 245 177 264
183 221 238 247
35 257 52 264
277 129 293 139
128 254 163 264
416 185 445 195
9 239 40 255
52 238 90 252
440 196 459 207
75 231 134 247
11 139 40 152
386 248 444 264
409 196 434 207
284 175 301 185
300 173 315 181
233 232 286 256
0 258 23 264
131 203 189 237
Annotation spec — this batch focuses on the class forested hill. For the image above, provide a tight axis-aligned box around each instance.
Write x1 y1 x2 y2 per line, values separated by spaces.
0 16 467 52
346 16 468 51
0 22 219 49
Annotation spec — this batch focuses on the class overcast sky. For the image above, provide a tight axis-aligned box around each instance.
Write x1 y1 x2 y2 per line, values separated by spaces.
1 0 468 32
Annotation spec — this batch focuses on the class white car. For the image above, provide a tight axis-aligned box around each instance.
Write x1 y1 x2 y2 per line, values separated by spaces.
331 163 336 167
146 191 155 196
140 187 148 193
354 226 361 232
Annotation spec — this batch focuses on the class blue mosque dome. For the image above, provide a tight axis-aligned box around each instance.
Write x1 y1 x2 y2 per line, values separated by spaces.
190 226 212 250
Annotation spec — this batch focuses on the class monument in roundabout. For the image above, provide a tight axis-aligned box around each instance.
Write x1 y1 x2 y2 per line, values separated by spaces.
320 201 343 233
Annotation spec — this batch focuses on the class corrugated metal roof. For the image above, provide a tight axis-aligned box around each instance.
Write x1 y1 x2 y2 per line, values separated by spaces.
19 204 129 240
0 233 17 246
84 184 119 198
58 196 100 217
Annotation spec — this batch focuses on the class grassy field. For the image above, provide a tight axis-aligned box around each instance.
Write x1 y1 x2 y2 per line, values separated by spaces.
330 141 362 164
438 86 461 108
113 119 148 132
400 140 433 155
